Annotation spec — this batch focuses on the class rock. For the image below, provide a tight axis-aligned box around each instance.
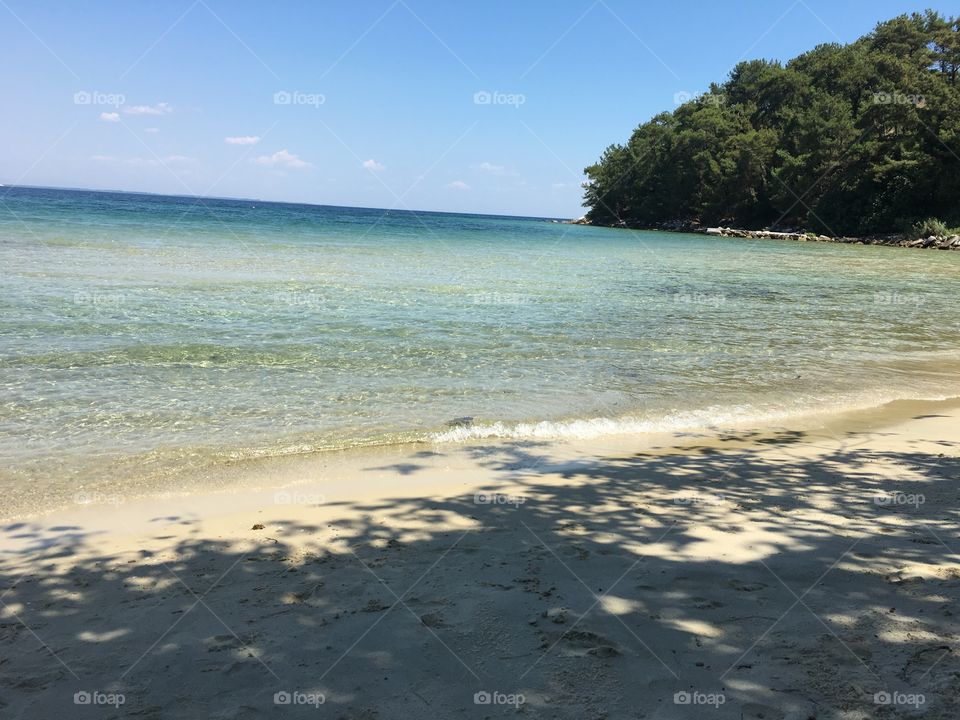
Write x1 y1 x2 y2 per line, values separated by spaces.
705 227 724 236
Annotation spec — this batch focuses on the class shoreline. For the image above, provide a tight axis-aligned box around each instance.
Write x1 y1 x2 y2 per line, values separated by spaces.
5 394 960 524
570 217 960 251
2 395 959 717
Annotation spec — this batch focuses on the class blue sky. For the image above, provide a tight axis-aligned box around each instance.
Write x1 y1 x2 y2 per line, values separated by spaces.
0 0 953 217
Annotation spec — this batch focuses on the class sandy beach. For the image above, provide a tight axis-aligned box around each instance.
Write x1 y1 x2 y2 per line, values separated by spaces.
1 399 958 718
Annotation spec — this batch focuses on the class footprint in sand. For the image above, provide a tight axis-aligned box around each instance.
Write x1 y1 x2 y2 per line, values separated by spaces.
539 628 623 658
729 579 768 592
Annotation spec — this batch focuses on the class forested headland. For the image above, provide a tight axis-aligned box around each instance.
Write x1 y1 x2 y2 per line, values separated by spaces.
582 11 960 237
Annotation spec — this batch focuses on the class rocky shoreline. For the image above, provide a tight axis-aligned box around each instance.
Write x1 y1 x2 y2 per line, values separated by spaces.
703 226 960 250
569 217 960 251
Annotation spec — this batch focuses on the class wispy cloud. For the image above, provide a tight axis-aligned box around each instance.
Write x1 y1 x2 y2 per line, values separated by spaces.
254 149 310 169
123 102 172 116
476 161 517 176
99 112 120 122
447 180 470 190
225 135 261 146
362 158 385 171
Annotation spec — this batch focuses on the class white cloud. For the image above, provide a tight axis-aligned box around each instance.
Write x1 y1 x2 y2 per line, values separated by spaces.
99 112 120 122
123 102 172 116
447 180 470 190
254 149 310 169
476 161 519 177
362 158 385 171
225 135 260 146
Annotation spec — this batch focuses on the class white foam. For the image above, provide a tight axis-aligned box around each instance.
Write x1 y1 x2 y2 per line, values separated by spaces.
432 408 774 443
429 390 958 445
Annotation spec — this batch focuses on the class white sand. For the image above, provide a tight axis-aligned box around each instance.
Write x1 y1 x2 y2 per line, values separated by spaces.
1 400 959 718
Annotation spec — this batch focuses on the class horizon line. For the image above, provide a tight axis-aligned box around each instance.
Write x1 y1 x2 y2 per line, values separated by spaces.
0 183 572 222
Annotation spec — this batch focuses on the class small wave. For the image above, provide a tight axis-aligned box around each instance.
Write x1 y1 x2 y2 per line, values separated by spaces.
429 390 960 444
430 409 766 443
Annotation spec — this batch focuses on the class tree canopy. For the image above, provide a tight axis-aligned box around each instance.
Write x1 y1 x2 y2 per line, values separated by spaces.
582 11 960 235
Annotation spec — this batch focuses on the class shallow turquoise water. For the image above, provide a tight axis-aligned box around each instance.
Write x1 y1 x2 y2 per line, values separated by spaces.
2 186 959 503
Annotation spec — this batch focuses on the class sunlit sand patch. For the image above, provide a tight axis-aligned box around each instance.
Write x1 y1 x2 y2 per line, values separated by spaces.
662 616 724 638
599 594 643 615
78 629 129 642
676 525 809 563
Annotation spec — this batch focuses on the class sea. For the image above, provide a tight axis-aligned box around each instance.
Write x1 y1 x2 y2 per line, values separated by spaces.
2 185 959 514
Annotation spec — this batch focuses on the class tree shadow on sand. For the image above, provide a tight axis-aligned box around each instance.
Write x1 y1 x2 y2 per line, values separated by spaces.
1 428 958 719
